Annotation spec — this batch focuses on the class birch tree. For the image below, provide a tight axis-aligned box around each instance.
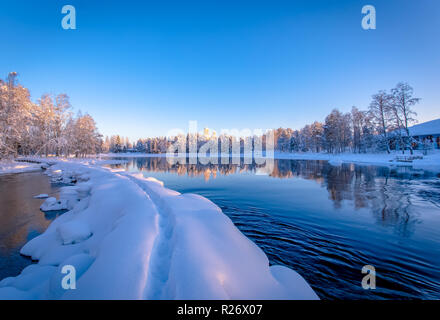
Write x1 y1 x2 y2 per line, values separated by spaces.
391 83 420 154
369 90 393 153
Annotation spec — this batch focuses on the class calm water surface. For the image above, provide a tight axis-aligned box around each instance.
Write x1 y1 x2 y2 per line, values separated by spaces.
110 157 440 300
0 171 62 280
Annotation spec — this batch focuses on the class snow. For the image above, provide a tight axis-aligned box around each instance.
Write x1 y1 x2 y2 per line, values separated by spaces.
413 152 440 172
408 118 440 136
57 221 92 245
0 160 43 175
33 194 49 199
0 160 319 300
40 197 68 212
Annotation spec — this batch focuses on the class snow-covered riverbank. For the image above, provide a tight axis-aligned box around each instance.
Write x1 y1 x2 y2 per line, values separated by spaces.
1 158 127 176
0 161 44 175
0 160 318 300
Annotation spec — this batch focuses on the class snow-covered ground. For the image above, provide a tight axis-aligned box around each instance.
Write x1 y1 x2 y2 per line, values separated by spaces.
0 159 318 300
0 160 44 175
0 157 127 176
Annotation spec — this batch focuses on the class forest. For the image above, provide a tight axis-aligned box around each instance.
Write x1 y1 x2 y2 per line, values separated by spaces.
0 72 102 159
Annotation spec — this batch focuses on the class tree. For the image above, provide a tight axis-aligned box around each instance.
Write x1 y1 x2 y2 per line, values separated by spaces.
0 72 102 159
68 113 102 157
32 93 72 156
310 121 324 153
0 72 33 157
369 90 393 153
324 109 351 153
391 83 420 154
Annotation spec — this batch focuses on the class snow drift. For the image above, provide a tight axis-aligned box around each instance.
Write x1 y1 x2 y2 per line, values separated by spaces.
0 161 44 175
0 161 318 300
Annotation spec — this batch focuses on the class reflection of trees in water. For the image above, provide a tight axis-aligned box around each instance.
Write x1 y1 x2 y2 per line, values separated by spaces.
268 160 434 237
302 162 424 237
112 157 439 236
113 157 267 181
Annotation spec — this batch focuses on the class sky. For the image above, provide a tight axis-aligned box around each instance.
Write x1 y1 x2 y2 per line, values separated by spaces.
0 0 439 141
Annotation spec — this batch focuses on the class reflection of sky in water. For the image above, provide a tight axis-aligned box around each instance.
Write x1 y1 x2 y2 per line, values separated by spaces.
111 157 440 299
0 172 62 280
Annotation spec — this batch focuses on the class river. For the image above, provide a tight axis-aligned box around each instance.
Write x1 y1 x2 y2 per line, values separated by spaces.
109 157 440 299
1 158 439 299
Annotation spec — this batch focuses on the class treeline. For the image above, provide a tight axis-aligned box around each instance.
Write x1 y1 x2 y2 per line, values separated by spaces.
0 72 102 159
102 135 170 154
275 82 420 154
106 82 421 155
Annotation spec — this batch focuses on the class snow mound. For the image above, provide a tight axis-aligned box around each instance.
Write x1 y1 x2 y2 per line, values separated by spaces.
57 221 92 245
0 161 319 300
41 163 50 170
40 197 68 212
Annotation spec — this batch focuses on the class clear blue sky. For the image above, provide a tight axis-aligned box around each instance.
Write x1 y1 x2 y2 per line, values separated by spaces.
1 0 439 141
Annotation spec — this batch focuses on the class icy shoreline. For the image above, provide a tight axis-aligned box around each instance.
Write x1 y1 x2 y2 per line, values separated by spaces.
0 160 318 300
0 161 44 175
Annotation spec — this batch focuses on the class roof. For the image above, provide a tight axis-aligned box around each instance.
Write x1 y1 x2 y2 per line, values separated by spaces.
408 118 440 136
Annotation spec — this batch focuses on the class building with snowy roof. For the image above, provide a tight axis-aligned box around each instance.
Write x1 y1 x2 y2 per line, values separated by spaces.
408 118 440 149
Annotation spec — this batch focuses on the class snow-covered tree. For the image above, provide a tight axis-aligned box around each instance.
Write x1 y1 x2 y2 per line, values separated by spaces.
368 90 393 153
67 112 102 157
391 82 420 154
0 72 102 159
0 72 34 157
323 109 352 153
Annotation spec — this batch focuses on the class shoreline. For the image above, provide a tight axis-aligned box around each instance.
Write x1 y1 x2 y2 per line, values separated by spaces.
2 149 439 176
99 151 440 173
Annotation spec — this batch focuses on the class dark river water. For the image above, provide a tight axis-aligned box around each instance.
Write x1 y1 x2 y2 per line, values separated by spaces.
0 171 62 281
109 157 440 300
1 158 439 300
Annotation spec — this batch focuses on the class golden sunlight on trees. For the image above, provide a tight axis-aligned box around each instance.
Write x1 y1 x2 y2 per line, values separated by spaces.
0 72 102 158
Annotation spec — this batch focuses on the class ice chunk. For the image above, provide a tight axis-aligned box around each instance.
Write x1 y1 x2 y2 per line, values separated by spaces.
40 197 68 211
33 194 49 199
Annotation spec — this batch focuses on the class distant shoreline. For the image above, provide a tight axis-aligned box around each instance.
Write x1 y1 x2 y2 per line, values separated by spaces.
100 150 440 173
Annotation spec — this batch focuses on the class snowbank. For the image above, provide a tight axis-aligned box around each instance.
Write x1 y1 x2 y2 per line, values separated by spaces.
0 161 318 300
40 197 68 211
412 152 440 172
17 156 127 167
0 161 44 175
